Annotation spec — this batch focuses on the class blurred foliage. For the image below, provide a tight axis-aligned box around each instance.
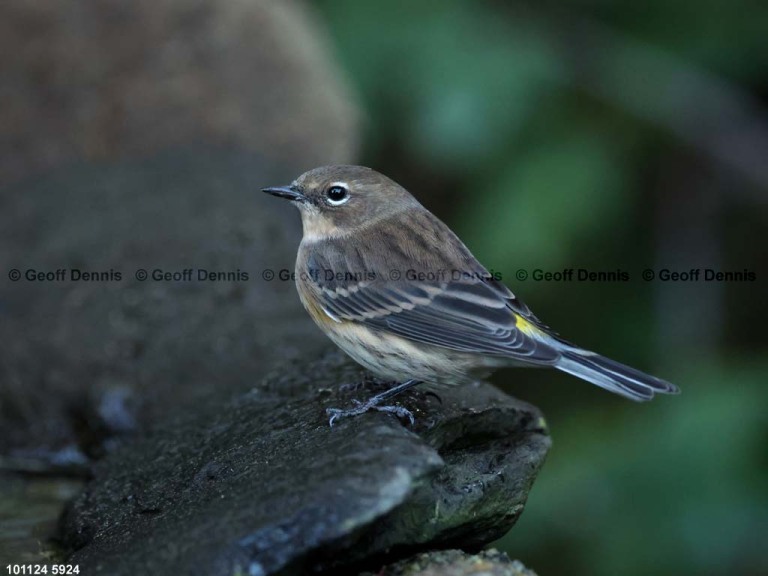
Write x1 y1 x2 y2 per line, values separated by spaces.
315 1 767 575
507 360 768 576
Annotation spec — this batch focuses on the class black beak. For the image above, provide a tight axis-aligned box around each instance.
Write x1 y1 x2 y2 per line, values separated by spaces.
262 185 306 202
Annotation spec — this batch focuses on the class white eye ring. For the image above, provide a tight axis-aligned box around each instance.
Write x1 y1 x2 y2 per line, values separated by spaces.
326 182 350 206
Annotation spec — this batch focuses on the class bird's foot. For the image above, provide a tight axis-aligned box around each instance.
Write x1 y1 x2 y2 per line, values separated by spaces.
326 379 422 427
326 399 414 427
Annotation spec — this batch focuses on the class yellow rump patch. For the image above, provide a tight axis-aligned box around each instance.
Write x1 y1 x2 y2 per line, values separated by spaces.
515 314 539 335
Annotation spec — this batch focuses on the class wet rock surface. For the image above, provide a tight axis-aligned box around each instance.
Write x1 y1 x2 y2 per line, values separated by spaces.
61 351 550 576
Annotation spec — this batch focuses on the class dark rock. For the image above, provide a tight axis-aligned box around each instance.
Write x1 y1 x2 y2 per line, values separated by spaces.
0 148 328 457
60 351 550 575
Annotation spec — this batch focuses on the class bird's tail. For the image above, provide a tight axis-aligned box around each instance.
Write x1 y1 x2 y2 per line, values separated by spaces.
555 348 680 401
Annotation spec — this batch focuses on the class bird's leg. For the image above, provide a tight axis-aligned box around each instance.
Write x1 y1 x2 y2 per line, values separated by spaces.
326 379 423 427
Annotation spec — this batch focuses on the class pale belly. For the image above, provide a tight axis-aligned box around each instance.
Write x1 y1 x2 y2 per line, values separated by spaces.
297 286 501 386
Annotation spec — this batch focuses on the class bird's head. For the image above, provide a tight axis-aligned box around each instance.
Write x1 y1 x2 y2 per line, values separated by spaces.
263 165 419 239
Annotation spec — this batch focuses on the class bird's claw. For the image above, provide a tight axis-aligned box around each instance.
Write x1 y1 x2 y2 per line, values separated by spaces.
326 402 414 428
326 378 422 427
371 404 415 425
326 408 344 428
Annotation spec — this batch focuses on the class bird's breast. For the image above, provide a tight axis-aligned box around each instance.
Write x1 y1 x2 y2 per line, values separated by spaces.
295 265 336 328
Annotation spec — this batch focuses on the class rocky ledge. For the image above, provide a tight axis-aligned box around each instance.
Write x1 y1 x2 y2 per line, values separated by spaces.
60 351 550 575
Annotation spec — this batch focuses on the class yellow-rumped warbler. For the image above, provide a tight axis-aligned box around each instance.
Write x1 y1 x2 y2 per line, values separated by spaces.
264 165 679 425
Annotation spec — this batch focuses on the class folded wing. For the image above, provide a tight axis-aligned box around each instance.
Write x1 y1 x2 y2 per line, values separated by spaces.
305 246 561 365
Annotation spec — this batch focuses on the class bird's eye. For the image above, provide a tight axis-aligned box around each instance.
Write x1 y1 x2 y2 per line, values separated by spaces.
326 184 350 206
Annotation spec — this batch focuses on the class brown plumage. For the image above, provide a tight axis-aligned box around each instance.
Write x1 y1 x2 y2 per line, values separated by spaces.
263 165 679 424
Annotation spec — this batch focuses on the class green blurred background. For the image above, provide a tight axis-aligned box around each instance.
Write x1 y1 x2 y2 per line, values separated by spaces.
312 1 767 575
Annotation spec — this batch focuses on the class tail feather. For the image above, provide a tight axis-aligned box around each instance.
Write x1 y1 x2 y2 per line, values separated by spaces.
556 349 680 402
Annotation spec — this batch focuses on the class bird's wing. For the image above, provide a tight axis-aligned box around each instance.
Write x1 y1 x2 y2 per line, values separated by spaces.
304 241 561 364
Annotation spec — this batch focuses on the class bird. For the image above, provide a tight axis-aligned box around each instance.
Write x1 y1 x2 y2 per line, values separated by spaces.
263 165 679 426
